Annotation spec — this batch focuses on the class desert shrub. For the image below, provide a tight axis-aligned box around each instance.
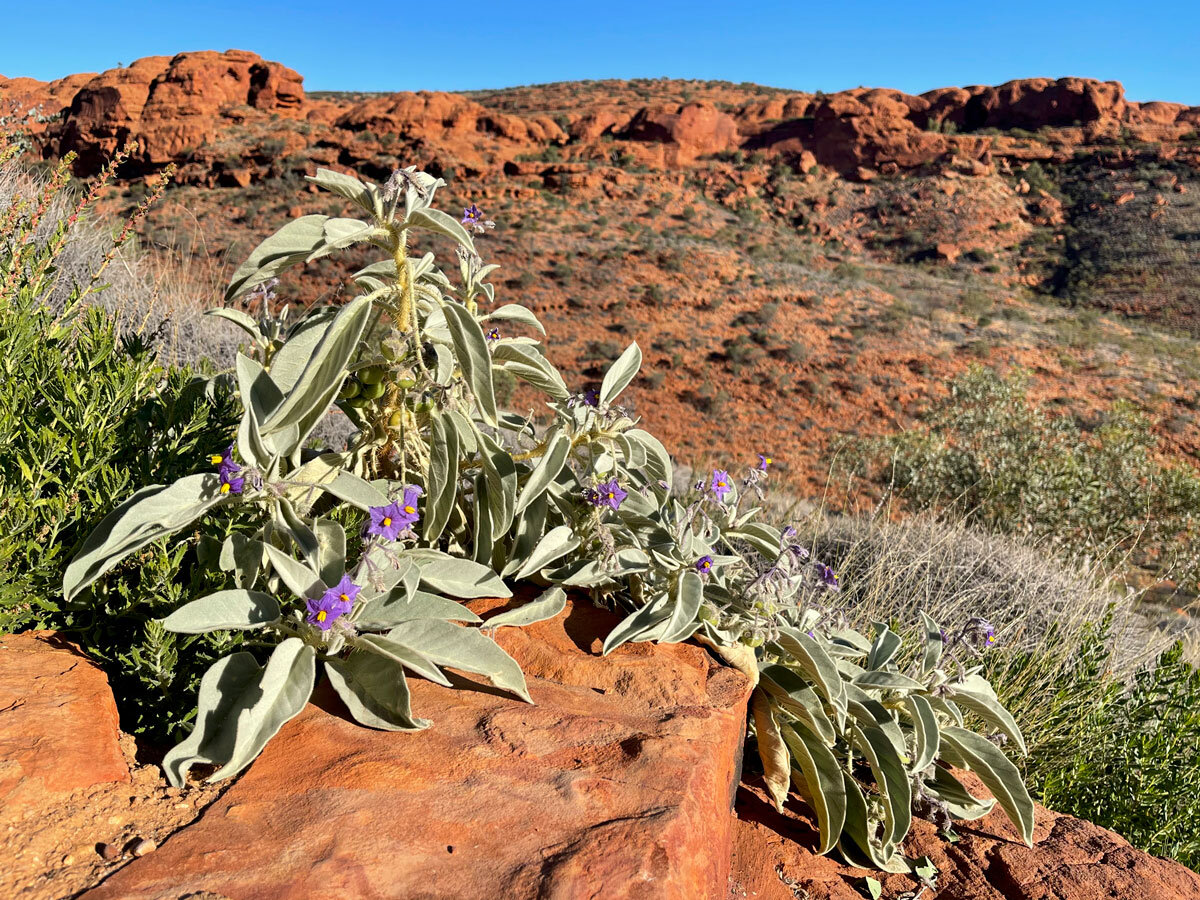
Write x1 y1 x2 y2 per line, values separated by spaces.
851 366 1200 595
66 166 1031 872
0 140 243 740
798 513 1200 867
1035 639 1200 868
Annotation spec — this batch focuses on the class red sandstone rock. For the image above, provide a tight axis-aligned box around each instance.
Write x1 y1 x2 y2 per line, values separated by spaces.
47 50 304 174
935 242 961 262
0 632 128 816
728 774 1200 900
622 102 741 166
84 598 752 900
337 91 566 147
14 54 1200 188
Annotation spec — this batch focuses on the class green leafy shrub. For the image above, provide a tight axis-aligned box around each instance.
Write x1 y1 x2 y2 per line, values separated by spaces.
0 142 243 740
1033 637 1200 868
64 166 1030 872
852 365 1200 594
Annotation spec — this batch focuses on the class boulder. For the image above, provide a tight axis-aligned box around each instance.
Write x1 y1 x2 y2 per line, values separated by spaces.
729 774 1200 900
0 631 128 817
808 89 949 176
48 50 305 174
946 77 1128 133
621 102 741 166
84 597 753 900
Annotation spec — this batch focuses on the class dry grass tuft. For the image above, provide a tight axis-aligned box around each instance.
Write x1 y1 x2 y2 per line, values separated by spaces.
0 157 238 367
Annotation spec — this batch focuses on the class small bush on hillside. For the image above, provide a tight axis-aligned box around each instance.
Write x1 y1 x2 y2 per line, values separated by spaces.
850 365 1200 596
1036 639 1200 869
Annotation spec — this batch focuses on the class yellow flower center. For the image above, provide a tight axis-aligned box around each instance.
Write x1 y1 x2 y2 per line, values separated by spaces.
404 505 416 514
316 610 327 622
718 481 727 488
607 492 615 499
340 593 350 603
382 517 392 527
765 457 772 465
220 482 231 494
210 454 224 464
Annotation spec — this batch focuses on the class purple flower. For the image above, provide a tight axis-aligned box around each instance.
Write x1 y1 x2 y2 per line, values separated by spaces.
305 574 360 631
485 326 501 342
219 467 244 496
368 500 407 541
710 469 733 501
212 443 244 494
567 388 601 410
394 485 423 528
695 555 714 574
969 617 997 649
587 480 627 511
209 443 235 469
757 453 773 471
814 563 839 590
366 488 422 541
461 204 495 234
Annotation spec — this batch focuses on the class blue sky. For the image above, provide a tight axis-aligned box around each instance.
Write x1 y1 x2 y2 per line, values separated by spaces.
2 1 1197 104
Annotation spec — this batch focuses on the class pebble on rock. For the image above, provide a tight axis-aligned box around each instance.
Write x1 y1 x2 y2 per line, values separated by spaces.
131 839 156 857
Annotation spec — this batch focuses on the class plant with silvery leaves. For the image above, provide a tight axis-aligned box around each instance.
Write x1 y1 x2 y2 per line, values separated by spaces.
63 166 1032 874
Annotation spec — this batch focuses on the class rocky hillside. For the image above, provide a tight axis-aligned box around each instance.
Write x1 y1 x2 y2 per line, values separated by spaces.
5 51 1200 493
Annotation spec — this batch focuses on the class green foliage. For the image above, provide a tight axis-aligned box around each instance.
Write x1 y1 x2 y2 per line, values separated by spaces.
0 144 242 741
753 614 1031 870
854 366 1200 593
1040 641 1200 868
999 620 1200 869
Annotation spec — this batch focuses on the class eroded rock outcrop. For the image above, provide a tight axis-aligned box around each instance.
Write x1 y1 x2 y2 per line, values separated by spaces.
621 102 741 165
10 53 1200 185
5 609 1200 898
33 50 305 174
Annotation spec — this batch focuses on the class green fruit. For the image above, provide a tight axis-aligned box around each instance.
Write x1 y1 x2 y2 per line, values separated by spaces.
359 366 386 384
360 381 386 400
387 411 404 428
338 379 361 400
345 395 372 409
396 377 417 390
